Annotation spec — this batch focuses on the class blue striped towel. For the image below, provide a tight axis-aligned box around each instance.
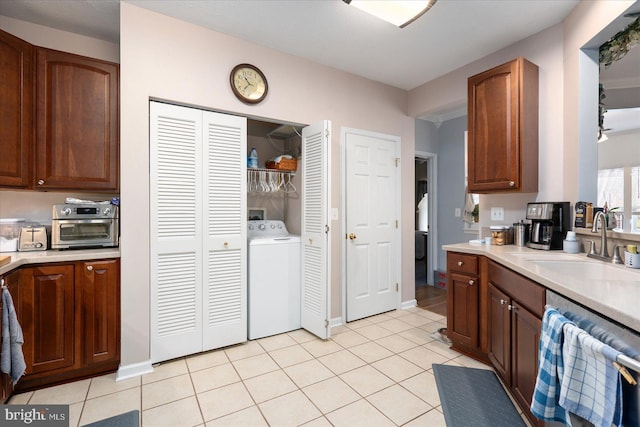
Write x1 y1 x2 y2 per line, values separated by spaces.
1 287 26 385
560 323 623 427
531 306 574 424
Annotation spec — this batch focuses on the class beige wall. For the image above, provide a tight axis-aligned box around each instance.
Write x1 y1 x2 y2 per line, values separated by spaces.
120 3 414 366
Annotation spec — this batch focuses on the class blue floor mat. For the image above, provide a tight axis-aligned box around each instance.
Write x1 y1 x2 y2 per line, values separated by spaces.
81 410 140 427
432 364 526 427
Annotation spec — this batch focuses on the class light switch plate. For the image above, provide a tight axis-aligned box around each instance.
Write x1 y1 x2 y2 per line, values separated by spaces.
491 207 504 221
331 208 339 221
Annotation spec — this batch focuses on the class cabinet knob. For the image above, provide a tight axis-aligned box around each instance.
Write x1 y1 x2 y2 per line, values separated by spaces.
509 181 515 187
457 261 463 267
87 265 93 271
468 280 475 285
309 238 313 245
500 299 507 305
0 279 4 287
37 179 45 185
508 304 516 311
224 242 228 248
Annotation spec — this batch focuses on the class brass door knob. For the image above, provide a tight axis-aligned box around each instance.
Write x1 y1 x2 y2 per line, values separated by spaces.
348 233 357 240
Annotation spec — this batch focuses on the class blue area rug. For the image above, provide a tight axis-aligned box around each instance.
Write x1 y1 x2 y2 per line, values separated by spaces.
81 410 140 427
432 364 525 427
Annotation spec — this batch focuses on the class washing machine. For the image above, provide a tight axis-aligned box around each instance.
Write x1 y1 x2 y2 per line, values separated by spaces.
247 220 301 339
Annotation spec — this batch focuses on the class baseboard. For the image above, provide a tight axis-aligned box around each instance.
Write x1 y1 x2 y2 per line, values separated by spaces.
330 316 343 328
116 359 154 381
400 299 417 310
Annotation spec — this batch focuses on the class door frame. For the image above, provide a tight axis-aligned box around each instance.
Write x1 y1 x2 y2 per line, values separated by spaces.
340 127 402 323
415 150 438 286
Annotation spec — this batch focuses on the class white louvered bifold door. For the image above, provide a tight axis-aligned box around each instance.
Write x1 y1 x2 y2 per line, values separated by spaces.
150 102 204 363
301 120 331 339
202 111 247 350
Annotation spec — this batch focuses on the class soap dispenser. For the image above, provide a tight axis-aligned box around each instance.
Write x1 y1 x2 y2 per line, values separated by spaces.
563 231 579 254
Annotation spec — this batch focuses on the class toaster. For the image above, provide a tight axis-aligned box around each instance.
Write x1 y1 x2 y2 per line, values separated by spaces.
18 225 47 251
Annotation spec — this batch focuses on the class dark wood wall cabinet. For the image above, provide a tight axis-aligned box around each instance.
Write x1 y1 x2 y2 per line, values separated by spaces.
0 259 120 398
467 57 539 193
447 253 545 426
0 29 119 191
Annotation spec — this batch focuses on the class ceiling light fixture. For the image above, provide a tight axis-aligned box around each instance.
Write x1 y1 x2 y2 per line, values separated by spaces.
343 0 437 28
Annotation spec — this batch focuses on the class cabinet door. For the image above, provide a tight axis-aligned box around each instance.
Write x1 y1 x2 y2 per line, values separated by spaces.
0 30 33 188
20 265 77 375
35 48 119 191
511 301 542 419
447 272 479 348
467 57 538 193
79 260 120 366
488 283 511 384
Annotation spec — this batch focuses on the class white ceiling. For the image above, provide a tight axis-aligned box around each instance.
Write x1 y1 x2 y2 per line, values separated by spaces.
0 0 581 90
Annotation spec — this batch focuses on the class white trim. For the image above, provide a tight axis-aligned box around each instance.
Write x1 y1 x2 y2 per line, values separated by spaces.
400 299 417 310
116 360 154 381
415 150 438 286
329 316 343 329
341 127 402 323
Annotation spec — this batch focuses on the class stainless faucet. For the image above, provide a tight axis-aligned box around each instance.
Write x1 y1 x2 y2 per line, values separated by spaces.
588 211 610 261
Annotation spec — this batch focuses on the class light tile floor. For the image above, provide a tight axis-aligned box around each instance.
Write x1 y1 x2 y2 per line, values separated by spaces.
8 307 528 426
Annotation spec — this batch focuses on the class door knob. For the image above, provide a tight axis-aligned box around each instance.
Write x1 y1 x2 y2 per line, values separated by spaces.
348 233 357 240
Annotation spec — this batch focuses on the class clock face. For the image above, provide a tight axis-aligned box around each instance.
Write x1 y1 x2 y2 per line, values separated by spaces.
230 64 268 104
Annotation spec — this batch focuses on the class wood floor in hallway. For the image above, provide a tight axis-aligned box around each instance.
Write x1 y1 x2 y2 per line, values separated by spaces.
416 285 447 317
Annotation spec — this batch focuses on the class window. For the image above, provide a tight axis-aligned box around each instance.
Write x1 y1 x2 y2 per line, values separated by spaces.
597 166 640 230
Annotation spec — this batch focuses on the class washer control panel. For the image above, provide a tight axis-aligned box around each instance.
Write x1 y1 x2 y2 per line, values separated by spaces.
247 220 289 239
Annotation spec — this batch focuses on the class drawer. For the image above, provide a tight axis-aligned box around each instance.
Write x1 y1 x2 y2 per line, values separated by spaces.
488 260 545 317
447 252 478 275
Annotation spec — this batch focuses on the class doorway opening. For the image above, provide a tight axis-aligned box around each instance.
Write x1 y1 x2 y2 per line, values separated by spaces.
414 153 446 316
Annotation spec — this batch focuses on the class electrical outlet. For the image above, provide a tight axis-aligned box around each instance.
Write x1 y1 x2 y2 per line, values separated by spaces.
491 207 504 221
454 208 461 217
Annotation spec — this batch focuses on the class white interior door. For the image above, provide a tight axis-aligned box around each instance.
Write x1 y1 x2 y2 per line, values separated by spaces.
150 102 203 362
344 129 399 322
202 111 247 350
301 120 331 339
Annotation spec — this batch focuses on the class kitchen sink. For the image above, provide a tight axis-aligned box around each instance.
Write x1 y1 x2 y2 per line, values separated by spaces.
529 259 640 281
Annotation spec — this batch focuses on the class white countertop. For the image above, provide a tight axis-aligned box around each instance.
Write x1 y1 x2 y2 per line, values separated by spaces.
0 248 121 276
443 243 640 332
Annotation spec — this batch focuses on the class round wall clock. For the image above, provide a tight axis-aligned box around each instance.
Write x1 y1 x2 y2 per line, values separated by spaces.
230 63 268 104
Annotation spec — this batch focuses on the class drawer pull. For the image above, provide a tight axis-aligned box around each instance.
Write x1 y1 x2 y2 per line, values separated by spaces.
468 280 475 286
457 261 463 267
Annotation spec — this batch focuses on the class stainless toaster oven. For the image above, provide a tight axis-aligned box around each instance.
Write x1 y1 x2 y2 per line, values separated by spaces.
51 203 119 249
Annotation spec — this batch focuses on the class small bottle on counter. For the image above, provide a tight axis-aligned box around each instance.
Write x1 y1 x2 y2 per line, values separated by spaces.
563 231 579 254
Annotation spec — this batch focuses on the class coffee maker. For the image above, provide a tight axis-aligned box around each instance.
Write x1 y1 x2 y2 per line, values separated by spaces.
526 202 570 250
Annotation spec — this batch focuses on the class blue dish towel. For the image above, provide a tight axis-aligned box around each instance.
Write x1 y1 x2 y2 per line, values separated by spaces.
1 287 26 385
531 306 574 425
560 323 623 427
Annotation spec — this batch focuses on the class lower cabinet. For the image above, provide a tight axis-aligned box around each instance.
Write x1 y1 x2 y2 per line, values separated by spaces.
13 259 120 392
446 252 489 362
487 259 544 426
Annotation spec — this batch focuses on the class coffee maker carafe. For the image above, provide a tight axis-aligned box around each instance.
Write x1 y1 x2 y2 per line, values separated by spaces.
526 202 570 250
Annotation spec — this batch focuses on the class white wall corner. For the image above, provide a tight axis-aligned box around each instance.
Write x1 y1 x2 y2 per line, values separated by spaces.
116 360 154 382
